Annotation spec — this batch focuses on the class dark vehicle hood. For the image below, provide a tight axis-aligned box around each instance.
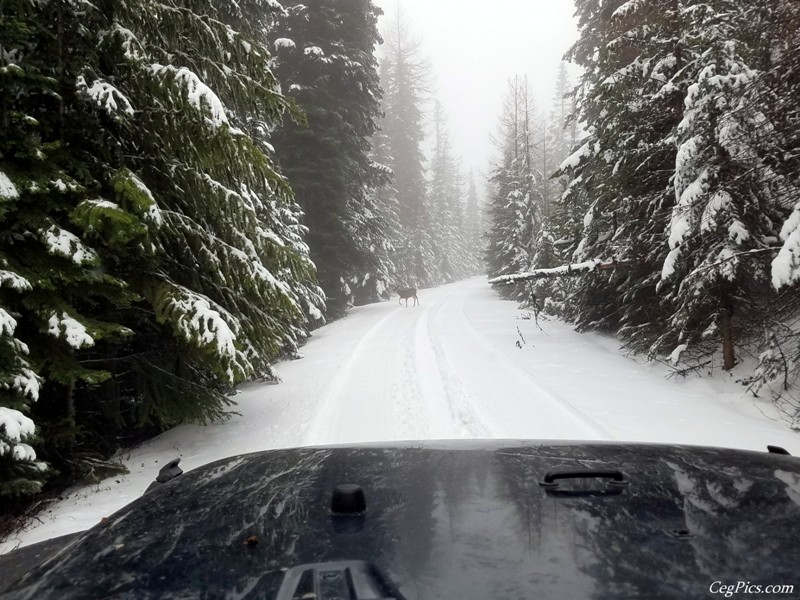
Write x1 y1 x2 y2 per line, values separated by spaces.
5 440 800 599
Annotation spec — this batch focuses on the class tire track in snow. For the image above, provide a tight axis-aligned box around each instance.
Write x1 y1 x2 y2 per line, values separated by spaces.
301 305 411 445
453 295 616 440
301 292 454 445
302 281 613 445
417 294 495 438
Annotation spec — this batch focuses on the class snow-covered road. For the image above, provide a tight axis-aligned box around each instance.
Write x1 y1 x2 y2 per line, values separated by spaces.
3 277 799 552
304 280 613 443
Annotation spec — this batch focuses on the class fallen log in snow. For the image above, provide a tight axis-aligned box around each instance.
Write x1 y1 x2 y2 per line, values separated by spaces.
488 259 637 284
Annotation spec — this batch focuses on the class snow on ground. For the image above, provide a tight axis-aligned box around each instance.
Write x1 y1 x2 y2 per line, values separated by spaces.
2 277 799 553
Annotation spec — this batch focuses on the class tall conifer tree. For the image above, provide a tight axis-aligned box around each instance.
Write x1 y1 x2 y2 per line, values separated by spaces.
380 7 433 287
1 0 326 493
269 0 386 315
486 77 544 301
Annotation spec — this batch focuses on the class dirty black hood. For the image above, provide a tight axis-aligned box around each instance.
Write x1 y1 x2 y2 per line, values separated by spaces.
5 440 800 599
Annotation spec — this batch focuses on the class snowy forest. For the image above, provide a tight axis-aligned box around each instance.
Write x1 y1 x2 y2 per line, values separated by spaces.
1 0 800 518
0 0 483 507
487 1 800 421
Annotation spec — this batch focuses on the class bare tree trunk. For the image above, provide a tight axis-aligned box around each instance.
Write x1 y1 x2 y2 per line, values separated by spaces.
64 379 77 458
66 381 76 426
721 307 736 371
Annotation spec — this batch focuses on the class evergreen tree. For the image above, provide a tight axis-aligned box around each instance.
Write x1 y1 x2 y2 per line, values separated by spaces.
1 0 140 494
558 0 687 341
348 175 399 305
354 100 403 305
552 0 799 380
486 76 543 301
268 0 386 315
658 3 792 369
1 1 52 497
540 63 580 317
1 0 326 494
548 62 578 169
528 113 560 307
738 2 800 411
429 102 471 283
463 172 484 275
755 0 800 290
485 1 799 415
74 0 326 420
380 7 433 287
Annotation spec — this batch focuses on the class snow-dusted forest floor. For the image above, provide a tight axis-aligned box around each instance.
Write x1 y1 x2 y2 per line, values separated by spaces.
2 276 798 553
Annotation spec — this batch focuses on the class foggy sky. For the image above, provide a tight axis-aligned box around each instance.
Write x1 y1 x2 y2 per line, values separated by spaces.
374 0 579 182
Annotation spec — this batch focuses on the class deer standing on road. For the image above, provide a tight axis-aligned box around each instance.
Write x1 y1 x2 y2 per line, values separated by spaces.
395 286 419 307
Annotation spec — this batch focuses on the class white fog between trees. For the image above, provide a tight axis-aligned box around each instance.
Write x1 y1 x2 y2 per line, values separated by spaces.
1 0 799 527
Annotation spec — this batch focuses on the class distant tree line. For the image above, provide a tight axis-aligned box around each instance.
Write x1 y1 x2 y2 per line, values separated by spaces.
370 9 483 293
486 0 800 427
